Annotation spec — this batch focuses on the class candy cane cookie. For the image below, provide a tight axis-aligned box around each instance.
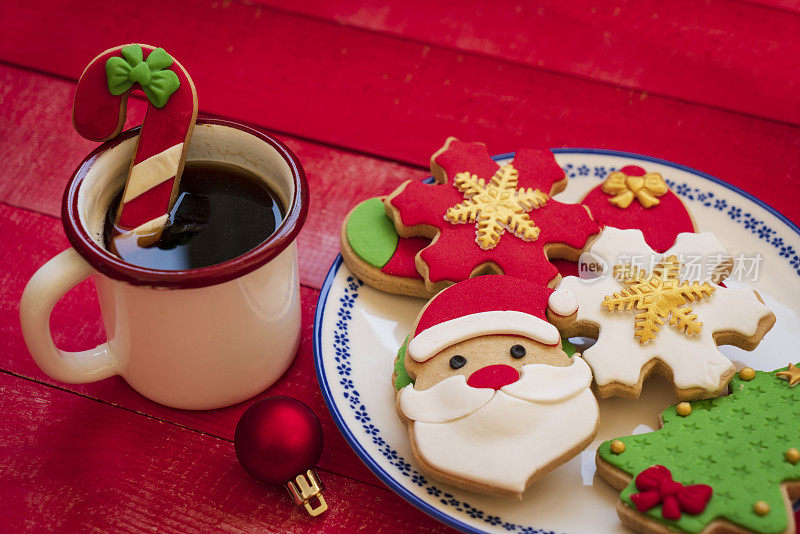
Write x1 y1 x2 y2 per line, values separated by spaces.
73 44 198 244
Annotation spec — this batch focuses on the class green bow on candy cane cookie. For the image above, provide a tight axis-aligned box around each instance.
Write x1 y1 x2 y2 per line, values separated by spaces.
105 44 180 108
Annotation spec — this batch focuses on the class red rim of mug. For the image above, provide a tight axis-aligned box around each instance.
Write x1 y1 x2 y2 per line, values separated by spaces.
62 117 309 289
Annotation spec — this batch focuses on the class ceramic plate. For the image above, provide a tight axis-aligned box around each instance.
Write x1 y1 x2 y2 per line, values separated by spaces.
313 149 800 533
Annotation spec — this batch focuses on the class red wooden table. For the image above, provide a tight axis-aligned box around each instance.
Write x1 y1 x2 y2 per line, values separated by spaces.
2 1 799 532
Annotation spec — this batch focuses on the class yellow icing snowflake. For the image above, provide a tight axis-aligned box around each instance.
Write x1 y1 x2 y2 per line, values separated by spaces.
444 164 548 250
601 256 716 343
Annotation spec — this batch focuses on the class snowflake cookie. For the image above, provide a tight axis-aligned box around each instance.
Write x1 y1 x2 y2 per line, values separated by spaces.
550 228 776 400
597 366 800 534
581 165 696 252
385 137 600 293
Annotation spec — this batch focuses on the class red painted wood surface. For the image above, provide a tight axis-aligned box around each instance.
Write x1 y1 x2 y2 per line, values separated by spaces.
0 373 447 533
1 0 799 531
0 1 799 226
260 0 800 126
745 0 800 12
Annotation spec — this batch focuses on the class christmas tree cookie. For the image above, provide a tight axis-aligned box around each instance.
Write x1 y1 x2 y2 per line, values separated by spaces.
582 165 696 252
340 197 432 298
597 366 800 534
551 228 776 400
385 137 600 294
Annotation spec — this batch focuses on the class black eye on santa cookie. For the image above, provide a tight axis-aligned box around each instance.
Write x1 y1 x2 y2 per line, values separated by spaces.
510 344 526 359
449 355 467 369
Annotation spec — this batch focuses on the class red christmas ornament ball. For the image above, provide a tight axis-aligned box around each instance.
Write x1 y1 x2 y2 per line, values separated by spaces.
235 396 323 485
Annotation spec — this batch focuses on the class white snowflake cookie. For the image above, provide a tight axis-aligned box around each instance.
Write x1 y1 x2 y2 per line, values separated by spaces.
550 228 776 400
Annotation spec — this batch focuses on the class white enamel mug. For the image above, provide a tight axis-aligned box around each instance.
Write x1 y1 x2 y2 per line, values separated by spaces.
20 119 309 410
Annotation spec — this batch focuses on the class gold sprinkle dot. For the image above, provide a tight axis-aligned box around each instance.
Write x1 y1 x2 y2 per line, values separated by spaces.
754 501 770 516
786 448 800 464
739 367 756 381
676 402 692 417
610 440 625 454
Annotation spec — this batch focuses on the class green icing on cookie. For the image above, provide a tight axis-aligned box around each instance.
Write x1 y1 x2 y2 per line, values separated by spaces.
561 338 576 357
598 366 800 534
394 336 413 390
346 198 399 268
106 45 180 108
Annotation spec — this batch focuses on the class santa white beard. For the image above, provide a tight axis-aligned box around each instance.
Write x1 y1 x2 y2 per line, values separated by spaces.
399 356 598 495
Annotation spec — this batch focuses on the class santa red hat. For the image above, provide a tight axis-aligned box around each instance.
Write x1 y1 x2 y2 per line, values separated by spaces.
407 275 578 363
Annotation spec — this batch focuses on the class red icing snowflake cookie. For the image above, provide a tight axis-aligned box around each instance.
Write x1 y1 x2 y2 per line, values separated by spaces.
385 138 600 293
582 165 696 252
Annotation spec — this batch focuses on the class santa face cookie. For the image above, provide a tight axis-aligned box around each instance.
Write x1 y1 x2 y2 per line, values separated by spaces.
385 138 600 294
340 197 432 298
395 275 599 497
551 228 776 400
596 366 800 534
582 165 696 252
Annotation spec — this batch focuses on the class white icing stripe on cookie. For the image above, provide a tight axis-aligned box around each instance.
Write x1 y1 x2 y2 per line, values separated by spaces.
129 214 170 236
548 289 578 316
122 143 183 203
399 375 494 423
407 310 561 362
501 357 592 404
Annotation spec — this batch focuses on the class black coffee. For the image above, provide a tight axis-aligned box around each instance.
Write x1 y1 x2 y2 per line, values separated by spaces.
104 161 285 270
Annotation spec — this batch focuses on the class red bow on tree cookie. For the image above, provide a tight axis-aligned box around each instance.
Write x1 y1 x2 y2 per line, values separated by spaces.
631 465 713 521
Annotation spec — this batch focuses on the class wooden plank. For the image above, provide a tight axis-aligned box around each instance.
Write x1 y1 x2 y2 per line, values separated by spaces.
1 1 798 226
0 63 427 289
255 0 800 126
0 372 449 533
0 202 382 488
742 0 800 12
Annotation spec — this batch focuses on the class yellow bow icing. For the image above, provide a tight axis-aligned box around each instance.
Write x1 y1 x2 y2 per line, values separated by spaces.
601 170 668 208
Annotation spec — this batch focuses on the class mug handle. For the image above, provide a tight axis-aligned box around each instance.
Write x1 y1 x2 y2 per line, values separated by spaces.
20 248 118 383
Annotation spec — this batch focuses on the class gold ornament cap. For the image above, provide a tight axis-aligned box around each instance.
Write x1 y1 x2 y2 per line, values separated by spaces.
286 469 328 516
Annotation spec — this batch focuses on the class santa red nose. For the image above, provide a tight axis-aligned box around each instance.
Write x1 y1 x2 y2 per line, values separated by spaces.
466 364 520 390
